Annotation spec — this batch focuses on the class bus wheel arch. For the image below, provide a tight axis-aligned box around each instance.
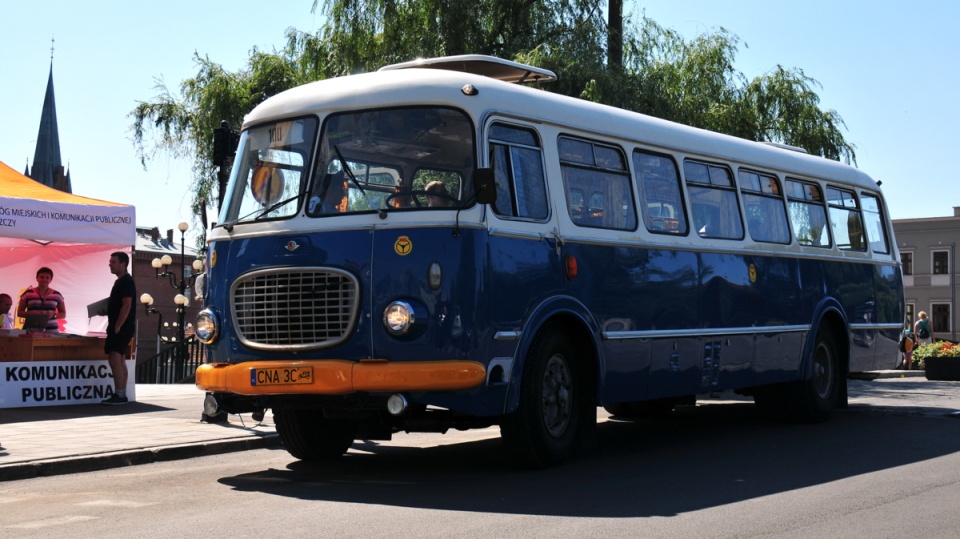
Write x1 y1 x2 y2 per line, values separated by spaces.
500 317 598 468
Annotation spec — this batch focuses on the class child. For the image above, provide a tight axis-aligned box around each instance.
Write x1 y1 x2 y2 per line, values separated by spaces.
898 328 918 370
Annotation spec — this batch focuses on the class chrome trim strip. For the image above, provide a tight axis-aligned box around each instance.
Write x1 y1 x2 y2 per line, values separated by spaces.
488 228 544 241
494 331 521 341
603 324 810 340
849 323 904 331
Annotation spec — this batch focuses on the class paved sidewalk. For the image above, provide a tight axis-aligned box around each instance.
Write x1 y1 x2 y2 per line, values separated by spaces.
0 384 278 482
1 371 957 482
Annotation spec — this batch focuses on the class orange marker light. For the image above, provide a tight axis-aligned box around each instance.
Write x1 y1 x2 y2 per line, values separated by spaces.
565 254 578 279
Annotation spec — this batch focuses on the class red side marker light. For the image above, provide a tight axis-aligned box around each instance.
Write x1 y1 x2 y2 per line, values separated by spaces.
565 254 578 279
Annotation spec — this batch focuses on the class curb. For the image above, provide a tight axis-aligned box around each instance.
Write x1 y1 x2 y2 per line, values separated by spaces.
849 370 927 380
0 434 281 483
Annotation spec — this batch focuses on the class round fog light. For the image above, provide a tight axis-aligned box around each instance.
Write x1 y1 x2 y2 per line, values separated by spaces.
387 394 408 416
203 393 220 416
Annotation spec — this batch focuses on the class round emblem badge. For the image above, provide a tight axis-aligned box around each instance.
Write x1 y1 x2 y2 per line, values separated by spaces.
394 236 413 256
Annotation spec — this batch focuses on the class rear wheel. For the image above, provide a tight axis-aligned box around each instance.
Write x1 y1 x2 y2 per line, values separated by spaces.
501 329 579 469
786 327 840 422
273 408 357 461
755 327 840 422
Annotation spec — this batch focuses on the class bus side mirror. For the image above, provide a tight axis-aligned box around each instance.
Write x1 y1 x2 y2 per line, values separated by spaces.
473 168 496 205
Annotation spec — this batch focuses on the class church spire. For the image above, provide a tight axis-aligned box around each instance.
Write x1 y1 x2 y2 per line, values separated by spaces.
29 38 70 193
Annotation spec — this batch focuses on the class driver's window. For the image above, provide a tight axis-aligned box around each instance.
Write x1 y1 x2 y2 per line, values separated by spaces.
489 123 548 220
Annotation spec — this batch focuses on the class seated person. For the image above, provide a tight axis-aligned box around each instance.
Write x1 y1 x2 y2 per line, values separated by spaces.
425 180 453 207
17 266 66 332
1 293 14 329
307 170 348 215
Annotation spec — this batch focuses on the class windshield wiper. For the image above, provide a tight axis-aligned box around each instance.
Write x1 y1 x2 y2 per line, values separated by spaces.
219 193 304 232
334 145 387 220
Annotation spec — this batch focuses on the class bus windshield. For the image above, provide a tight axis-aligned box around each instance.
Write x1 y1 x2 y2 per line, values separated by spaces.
220 117 318 225
306 107 475 216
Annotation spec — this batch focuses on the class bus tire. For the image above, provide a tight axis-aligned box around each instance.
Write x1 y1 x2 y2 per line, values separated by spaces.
500 329 579 469
786 327 840 423
274 408 357 461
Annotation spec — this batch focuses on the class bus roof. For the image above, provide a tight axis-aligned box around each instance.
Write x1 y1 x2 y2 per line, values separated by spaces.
244 60 879 194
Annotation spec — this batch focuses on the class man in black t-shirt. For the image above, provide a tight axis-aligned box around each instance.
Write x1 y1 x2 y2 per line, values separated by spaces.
102 252 137 405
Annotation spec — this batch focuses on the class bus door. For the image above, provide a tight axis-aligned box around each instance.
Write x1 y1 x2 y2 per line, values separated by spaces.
485 122 564 334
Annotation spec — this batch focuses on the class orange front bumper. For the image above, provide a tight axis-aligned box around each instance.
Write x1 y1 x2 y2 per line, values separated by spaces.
195 359 487 396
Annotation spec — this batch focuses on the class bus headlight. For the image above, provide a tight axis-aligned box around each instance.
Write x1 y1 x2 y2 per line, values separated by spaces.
384 301 415 335
195 309 220 344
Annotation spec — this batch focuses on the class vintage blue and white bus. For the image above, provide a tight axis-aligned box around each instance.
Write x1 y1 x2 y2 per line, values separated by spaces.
194 55 903 468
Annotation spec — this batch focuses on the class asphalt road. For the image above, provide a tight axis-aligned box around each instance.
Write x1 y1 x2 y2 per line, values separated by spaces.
3 396 960 538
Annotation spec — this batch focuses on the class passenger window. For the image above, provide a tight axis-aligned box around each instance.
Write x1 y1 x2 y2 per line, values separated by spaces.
861 193 890 254
785 179 831 247
738 170 790 244
558 137 636 230
632 150 688 235
489 124 548 220
683 160 744 240
826 187 866 251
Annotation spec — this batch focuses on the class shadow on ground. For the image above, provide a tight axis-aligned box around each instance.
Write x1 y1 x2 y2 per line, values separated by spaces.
219 403 960 518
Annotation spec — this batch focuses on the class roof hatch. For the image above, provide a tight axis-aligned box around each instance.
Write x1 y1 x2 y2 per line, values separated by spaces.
379 54 557 84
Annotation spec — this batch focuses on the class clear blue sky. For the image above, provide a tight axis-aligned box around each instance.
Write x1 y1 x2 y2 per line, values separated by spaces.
1 0 957 242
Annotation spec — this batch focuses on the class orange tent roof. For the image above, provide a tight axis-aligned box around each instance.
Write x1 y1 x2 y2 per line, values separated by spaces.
0 160 126 206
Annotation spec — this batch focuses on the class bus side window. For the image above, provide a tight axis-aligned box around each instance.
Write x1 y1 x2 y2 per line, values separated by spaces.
489 124 548 220
558 137 636 230
683 160 744 240
785 179 831 247
826 186 866 251
632 150 688 235
860 193 890 254
738 169 791 244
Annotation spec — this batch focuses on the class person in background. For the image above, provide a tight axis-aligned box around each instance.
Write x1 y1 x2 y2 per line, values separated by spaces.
914 311 932 345
0 293 14 329
17 266 66 332
425 180 453 207
102 252 137 405
898 328 918 370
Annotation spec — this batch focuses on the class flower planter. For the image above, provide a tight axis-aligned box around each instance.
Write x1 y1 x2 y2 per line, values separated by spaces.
924 356 960 381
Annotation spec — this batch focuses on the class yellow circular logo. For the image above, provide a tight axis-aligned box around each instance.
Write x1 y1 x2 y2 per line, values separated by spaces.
394 236 413 256
748 263 757 283
210 249 218 269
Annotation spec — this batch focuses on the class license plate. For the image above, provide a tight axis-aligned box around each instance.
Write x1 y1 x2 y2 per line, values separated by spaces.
251 367 314 386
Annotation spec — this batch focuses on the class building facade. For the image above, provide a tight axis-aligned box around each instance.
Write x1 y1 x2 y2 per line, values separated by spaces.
133 227 202 364
893 208 960 342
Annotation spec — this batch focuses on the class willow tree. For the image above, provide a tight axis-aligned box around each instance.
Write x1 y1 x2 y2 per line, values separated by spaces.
609 18 857 163
130 1 856 231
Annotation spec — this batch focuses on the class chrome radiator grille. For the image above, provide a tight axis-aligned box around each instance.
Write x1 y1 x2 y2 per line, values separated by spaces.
231 268 359 350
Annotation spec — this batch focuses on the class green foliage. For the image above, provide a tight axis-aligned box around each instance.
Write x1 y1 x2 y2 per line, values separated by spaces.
130 1 858 230
914 341 960 369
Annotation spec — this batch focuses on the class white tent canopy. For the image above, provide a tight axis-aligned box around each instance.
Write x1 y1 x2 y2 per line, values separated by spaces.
0 160 136 335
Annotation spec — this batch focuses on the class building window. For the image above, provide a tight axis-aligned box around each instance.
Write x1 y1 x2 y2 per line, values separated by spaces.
933 251 950 275
932 303 951 333
902 252 913 275
905 303 915 329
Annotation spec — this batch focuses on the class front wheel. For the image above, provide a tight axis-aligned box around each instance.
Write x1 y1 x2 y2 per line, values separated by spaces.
274 408 357 461
500 329 580 469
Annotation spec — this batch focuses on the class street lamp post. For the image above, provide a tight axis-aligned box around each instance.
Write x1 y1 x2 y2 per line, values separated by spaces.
149 222 204 381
